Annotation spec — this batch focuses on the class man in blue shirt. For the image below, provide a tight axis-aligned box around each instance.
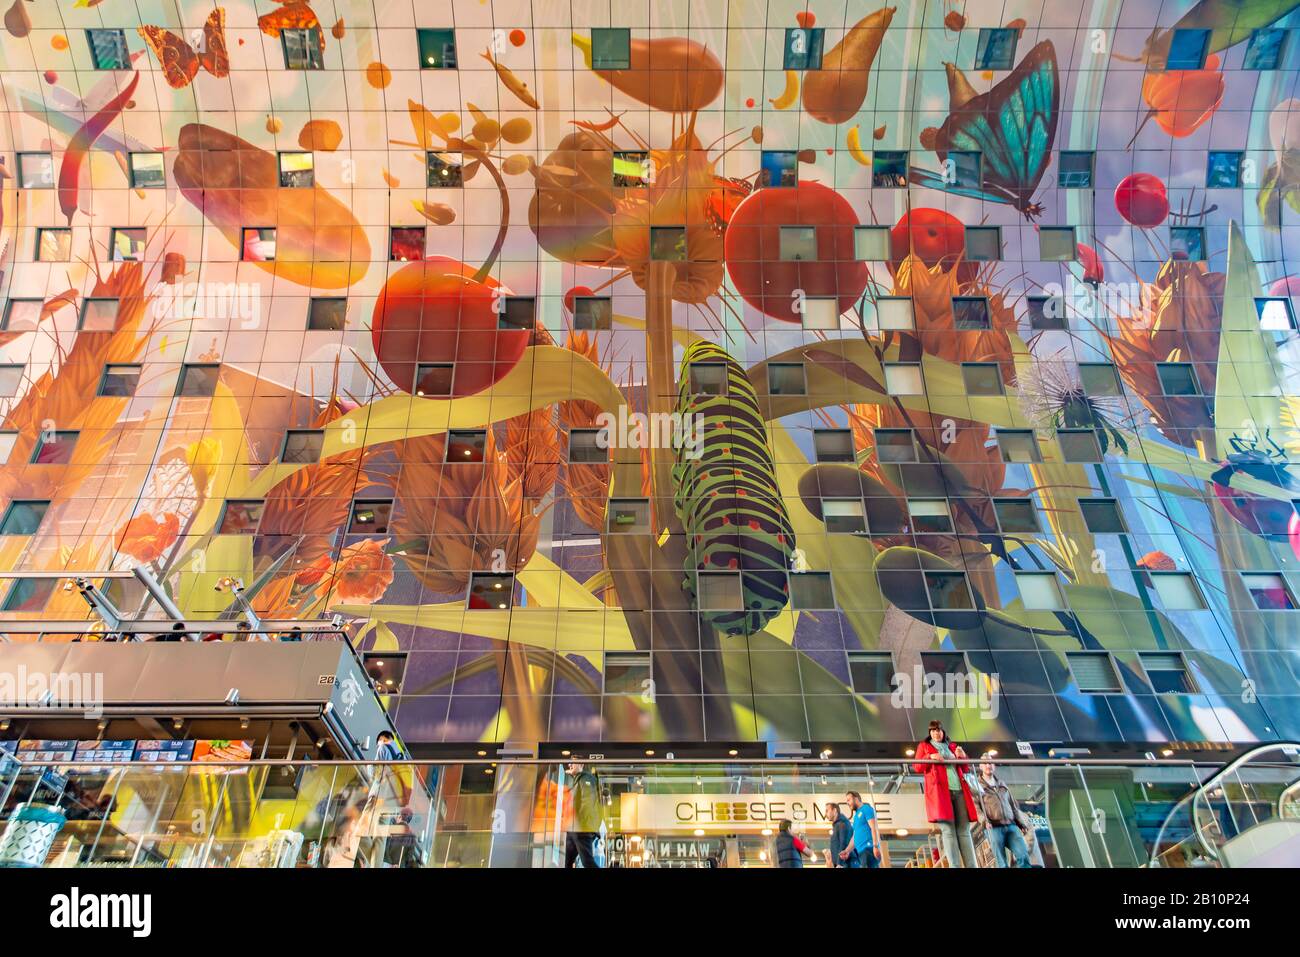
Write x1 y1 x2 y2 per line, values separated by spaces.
838 790 881 868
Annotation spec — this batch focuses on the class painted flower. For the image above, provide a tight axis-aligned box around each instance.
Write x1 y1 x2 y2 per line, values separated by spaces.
332 538 395 603
1136 551 1176 571
115 513 180 563
1141 55 1224 139
293 554 332 587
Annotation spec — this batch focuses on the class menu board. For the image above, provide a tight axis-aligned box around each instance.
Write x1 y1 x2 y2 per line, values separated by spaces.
192 740 253 763
16 739 77 762
74 740 136 763
133 740 195 763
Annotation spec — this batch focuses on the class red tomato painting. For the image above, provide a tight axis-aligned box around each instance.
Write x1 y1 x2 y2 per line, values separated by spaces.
1115 173 1169 227
889 208 974 284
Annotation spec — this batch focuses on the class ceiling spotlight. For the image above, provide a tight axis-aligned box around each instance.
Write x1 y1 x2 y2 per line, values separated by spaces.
693 828 705 837
727 749 738 756
172 717 184 730
239 716 250 730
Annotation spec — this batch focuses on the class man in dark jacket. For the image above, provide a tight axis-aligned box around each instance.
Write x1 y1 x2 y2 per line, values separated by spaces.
826 803 853 867
976 757 1032 867
564 763 603 868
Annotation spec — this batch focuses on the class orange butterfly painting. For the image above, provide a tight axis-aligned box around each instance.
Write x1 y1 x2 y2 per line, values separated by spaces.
257 1 325 54
138 8 229 89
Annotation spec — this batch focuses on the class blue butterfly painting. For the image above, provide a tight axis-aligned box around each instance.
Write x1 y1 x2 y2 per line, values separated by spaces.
909 41 1059 221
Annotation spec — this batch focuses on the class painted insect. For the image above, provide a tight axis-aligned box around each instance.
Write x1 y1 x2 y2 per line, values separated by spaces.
909 41 1059 220
672 341 795 636
703 176 754 236
1210 430 1300 541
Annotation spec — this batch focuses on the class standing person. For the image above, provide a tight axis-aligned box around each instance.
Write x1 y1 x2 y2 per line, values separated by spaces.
975 757 1032 868
838 790 882 868
375 731 403 761
826 803 852 868
563 763 603 868
912 720 979 867
774 818 814 868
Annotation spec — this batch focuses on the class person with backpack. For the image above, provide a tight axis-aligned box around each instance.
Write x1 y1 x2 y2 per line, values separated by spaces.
912 720 980 867
564 763 603 868
975 756 1032 867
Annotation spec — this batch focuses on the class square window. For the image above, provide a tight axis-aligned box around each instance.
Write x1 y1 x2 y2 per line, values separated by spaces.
426 151 463 187
874 428 916 463
568 428 606 464
1079 498 1126 534
872 151 908 188
1164 28 1210 70
767 362 806 396
814 429 855 463
1039 227 1076 261
417 28 457 69
964 227 1000 262
1059 429 1103 462
947 151 982 189
962 362 1003 396
16 153 53 189
86 28 130 69
1066 652 1122 693
0 500 49 535
779 226 818 261
129 153 165 189
783 27 825 70
281 429 324 464
447 430 488 463
1027 294 1067 330
925 572 973 610
278 152 314 188
975 27 1019 70
848 651 895 694
36 228 71 262
994 498 1039 533
0 431 16 463
921 651 970 676
0 365 24 396
650 226 687 261
363 652 407 693
1079 362 1122 396
855 226 890 261
219 500 265 535
870 297 914 331
414 363 454 397
176 363 219 397
390 227 425 262
697 571 743 610
499 297 535 332
282 27 325 70
573 296 612 330
1256 297 1297 331
823 498 866 534
30 431 78 465
909 498 953 534
1243 28 1288 69
612 151 650 188
1169 226 1205 262
884 363 923 395
82 299 122 331
468 572 515 609
307 297 347 331
1151 573 1206 610
98 364 141 397
1140 652 1198 694
689 362 727 396
2 300 42 331
802 297 840 330
1206 151 1242 188
590 28 631 70
110 227 146 262
1156 362 1200 396
1018 572 1066 610
242 227 276 261
790 571 834 609
1241 572 1297 610
1 577 56 613
607 499 649 534
1058 151 1094 189
760 150 799 188
952 296 990 330
348 499 393 535
997 430 1041 463
604 651 650 694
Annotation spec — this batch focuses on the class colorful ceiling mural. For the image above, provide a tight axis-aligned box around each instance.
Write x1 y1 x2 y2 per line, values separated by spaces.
1 0 1299 747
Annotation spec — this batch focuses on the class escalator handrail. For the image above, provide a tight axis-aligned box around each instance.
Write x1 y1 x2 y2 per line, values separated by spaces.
1150 742 1300 865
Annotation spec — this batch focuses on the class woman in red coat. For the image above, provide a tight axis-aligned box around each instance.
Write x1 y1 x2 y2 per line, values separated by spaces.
912 720 979 867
